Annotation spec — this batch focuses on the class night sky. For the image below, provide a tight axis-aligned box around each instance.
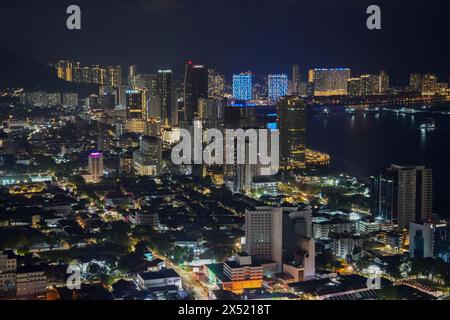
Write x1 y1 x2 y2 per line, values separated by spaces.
0 0 449 84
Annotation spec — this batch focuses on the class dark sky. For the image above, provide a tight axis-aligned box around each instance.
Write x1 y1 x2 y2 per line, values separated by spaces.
0 0 449 84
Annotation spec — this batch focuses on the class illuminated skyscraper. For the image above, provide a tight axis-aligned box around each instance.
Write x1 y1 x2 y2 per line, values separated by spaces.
232 73 253 101
245 206 315 278
370 165 433 229
277 96 306 166
107 66 122 88
125 88 147 133
422 74 438 96
208 68 225 100
183 62 208 122
134 74 158 97
379 71 390 94
309 68 351 96
157 70 173 126
129 65 138 78
88 152 104 184
292 65 300 95
410 73 422 92
268 74 288 101
56 60 73 82
133 135 162 176
347 78 362 96
360 74 379 95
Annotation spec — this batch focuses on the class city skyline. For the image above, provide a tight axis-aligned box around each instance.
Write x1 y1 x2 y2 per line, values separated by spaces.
0 0 450 305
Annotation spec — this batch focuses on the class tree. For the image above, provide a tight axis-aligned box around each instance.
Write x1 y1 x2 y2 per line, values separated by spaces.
105 221 131 248
171 246 190 264
316 250 336 271
355 255 372 271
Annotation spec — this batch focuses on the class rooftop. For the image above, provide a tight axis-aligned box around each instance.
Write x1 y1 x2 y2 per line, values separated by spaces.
138 268 180 281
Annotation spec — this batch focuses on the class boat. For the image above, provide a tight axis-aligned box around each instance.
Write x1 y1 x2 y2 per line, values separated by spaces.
420 118 436 130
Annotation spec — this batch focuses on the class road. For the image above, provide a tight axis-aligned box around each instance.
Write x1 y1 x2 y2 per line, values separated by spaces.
156 254 210 300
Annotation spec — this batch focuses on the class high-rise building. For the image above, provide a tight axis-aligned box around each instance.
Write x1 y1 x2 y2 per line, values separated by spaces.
129 65 138 78
56 60 73 82
268 74 288 101
422 74 438 96
91 65 107 85
107 66 122 87
197 98 224 124
359 74 377 95
379 71 390 94
245 206 283 269
245 206 315 279
232 73 253 101
133 74 158 97
309 68 351 96
208 68 225 100
410 73 423 92
125 88 147 133
292 65 300 95
410 221 449 262
88 152 104 183
133 135 162 176
157 70 173 126
277 96 306 166
370 165 433 229
183 62 208 122
347 78 362 96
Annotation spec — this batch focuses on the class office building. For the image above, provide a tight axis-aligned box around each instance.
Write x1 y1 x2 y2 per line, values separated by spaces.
309 68 351 96
133 74 157 97
277 96 307 166
183 62 208 122
410 221 449 262
291 65 301 95
268 74 288 101
157 70 174 126
208 68 225 100
232 72 253 101
245 206 315 280
370 165 433 229
125 88 147 133
133 135 162 176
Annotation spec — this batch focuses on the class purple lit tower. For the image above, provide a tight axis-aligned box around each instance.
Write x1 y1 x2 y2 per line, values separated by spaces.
88 152 103 183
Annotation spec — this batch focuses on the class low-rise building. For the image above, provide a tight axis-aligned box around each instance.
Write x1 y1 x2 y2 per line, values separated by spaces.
136 269 182 291
204 253 264 294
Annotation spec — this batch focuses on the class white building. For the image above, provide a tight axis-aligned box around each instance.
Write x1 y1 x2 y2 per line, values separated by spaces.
16 266 47 298
332 234 364 259
136 269 182 290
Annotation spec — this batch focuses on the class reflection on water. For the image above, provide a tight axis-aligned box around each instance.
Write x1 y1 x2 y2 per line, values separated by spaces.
306 105 450 216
